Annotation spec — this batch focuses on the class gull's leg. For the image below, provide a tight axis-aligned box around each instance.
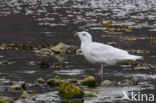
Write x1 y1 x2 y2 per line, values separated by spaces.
99 64 104 81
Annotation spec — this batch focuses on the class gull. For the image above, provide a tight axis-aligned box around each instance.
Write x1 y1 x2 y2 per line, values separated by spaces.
75 31 143 80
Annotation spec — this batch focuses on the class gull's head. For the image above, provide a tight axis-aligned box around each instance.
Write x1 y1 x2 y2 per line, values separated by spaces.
74 31 92 43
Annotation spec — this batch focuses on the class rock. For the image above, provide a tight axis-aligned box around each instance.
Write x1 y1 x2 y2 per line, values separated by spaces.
68 78 78 84
10 85 23 91
21 91 30 99
53 54 67 62
66 46 78 54
28 61 36 65
50 42 70 53
47 79 62 87
81 76 97 87
0 43 8 49
58 82 84 99
0 97 12 103
35 78 45 84
39 48 53 56
131 78 138 86
38 61 50 69
47 76 62 87
76 49 83 55
123 78 138 86
101 80 112 87
112 73 122 77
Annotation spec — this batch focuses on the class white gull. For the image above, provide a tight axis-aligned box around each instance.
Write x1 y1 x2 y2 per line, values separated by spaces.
75 31 143 80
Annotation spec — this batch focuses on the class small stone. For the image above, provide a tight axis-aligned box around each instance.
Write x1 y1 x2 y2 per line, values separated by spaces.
47 78 62 87
35 78 45 84
50 42 70 53
39 48 53 56
101 80 112 87
38 61 50 69
68 78 78 83
131 78 138 86
0 43 8 49
58 82 84 99
53 54 67 62
21 91 29 99
66 46 78 54
28 61 36 65
76 49 83 55
81 76 97 87
10 85 23 91
112 73 122 77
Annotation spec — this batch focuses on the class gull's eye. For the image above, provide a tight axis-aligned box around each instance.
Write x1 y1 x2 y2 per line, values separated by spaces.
83 34 86 36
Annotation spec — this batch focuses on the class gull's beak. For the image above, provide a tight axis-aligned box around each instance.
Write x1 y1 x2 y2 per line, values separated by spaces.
74 32 78 36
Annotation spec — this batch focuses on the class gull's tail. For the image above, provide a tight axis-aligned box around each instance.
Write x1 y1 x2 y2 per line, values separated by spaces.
128 55 144 61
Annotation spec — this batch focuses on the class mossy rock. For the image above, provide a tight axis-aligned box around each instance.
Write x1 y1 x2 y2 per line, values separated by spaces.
60 99 84 103
0 99 6 103
58 82 84 100
81 76 97 87
0 97 12 103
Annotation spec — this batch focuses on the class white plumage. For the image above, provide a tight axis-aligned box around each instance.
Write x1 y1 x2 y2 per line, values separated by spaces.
75 31 143 80
82 42 143 65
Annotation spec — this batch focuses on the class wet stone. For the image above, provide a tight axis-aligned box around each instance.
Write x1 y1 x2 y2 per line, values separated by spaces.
46 76 63 87
68 78 78 84
38 61 50 69
27 61 36 65
81 76 97 88
50 42 70 53
10 85 23 91
131 78 138 86
20 91 30 99
35 77 45 84
66 46 78 54
39 48 53 56
101 80 112 87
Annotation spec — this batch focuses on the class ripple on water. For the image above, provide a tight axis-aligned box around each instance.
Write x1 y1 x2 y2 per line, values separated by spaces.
126 74 156 80
85 86 143 103
55 69 85 76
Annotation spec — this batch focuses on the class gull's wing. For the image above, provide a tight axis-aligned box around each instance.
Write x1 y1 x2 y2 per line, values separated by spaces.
88 42 135 65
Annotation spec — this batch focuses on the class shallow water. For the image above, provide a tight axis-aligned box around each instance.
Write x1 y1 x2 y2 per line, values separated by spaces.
0 0 156 102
